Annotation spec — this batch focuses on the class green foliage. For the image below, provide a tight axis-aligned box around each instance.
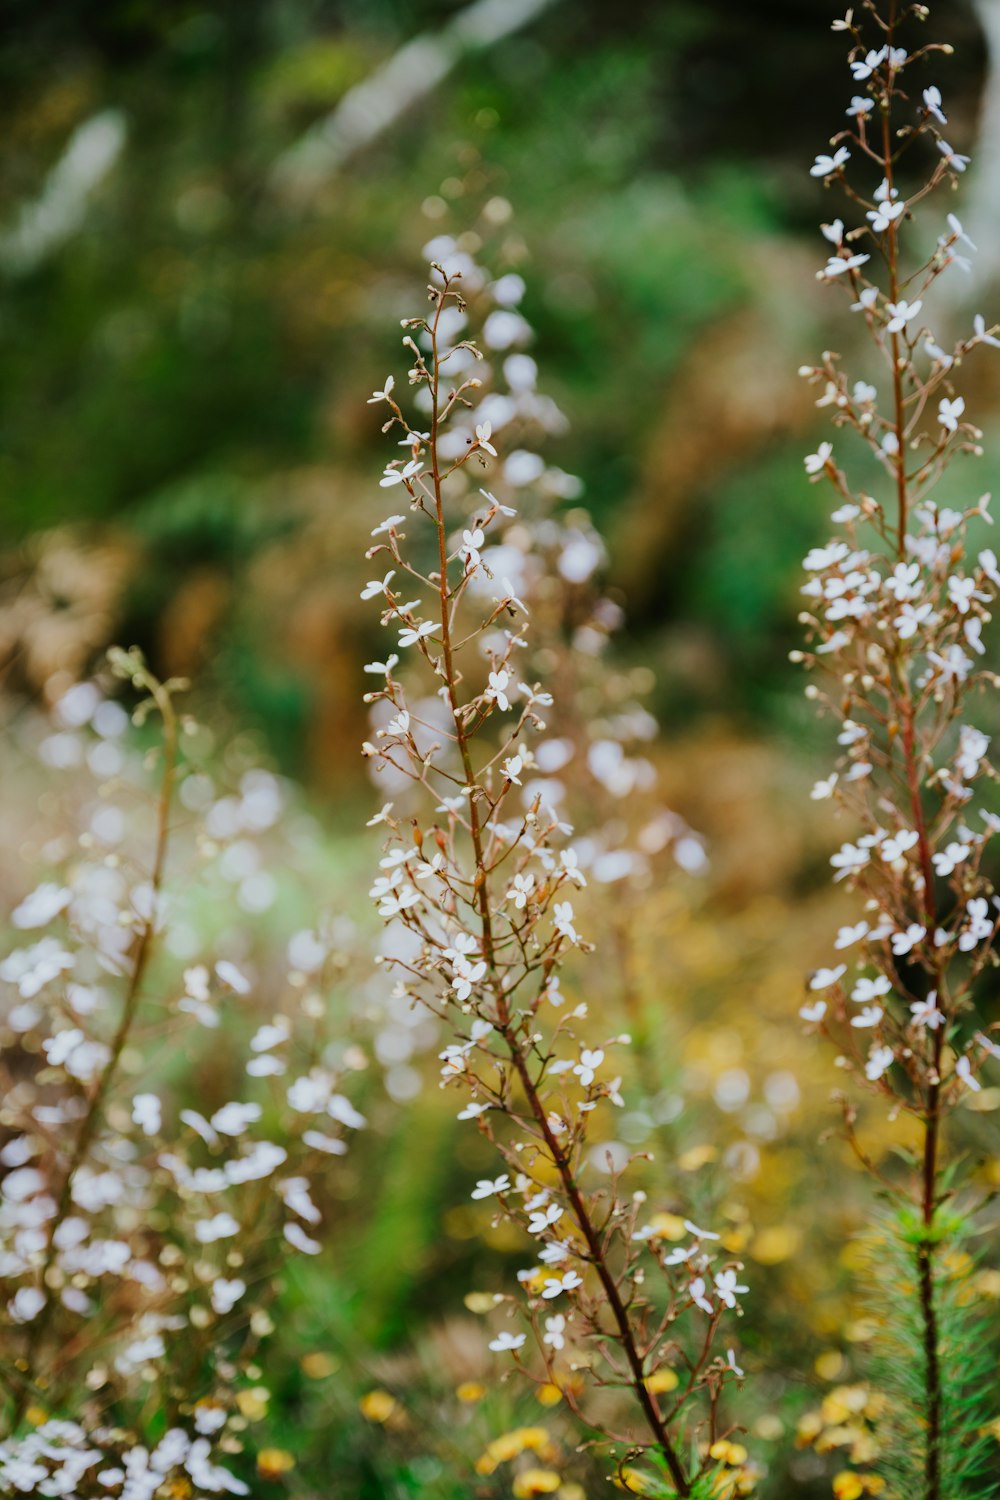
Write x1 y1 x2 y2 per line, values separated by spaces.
862 1211 1000 1499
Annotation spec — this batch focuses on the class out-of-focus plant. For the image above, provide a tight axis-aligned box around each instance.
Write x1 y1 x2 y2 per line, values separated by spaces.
795 5 1000 1496
359 255 753 1499
0 649 365 1492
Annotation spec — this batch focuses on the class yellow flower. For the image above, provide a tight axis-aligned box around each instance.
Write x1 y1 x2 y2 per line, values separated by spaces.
513 1469 561 1498
25 1406 48 1427
256 1450 295 1480
301 1352 338 1379
536 1383 563 1406
614 1467 652 1493
359 1389 397 1423
709 1440 748 1466
235 1387 269 1422
645 1212 687 1242
832 1473 864 1500
477 1426 552 1473
456 1381 486 1403
645 1368 679 1395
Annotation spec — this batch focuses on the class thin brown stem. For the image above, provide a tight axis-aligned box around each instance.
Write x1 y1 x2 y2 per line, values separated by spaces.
6 679 179 1432
425 278 692 1495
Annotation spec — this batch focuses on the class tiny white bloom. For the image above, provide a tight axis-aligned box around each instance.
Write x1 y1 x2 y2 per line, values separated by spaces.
471 1174 510 1200
488 1330 525 1353
367 375 395 404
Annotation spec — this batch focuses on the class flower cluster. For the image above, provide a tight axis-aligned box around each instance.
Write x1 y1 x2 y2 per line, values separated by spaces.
0 650 364 1488
796 7 1000 1497
361 252 746 1494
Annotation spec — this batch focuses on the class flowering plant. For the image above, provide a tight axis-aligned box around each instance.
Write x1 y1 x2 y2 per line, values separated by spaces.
361 252 750 1496
0 650 365 1494
797 5 1000 1495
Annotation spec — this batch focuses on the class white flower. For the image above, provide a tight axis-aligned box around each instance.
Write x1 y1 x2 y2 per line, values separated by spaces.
360 570 395 600
973 314 1000 350
910 992 944 1030
851 1005 884 1028
810 965 846 990
543 1314 566 1349
475 422 498 457
835 922 869 949
461 528 485 570
881 829 918 862
211 1278 246 1315
684 1218 720 1241
938 140 971 172
216 960 251 994
851 975 891 1003
380 458 422 489
714 1269 749 1309
195 1212 239 1244
831 842 869 879
364 654 400 676
283 1222 322 1254
923 85 947 125
502 754 524 786
506 872 534 909
12 883 72 930
804 442 833 475
932 841 970 877
527 1202 564 1235
371 514 406 537
486 669 510 711
573 1048 604 1086
800 999 827 1023
210 1102 262 1137
689 1276 714 1314
865 1045 894 1082
0 937 74 998
488 1330 525 1353
554 902 579 944
8 1286 45 1324
980 548 1000 587
727 1348 745 1377
959 897 993 952
891 923 925 957
956 726 990 780
938 396 965 432
955 1055 981 1092
868 198 905 233
927 644 972 683
820 253 870 279
367 375 395 404
947 575 976 614
851 46 886 81
471 1174 510 1200
542 1270 582 1299
810 147 851 177
132 1094 161 1136
896 601 934 639
398 621 438 649
885 298 922 333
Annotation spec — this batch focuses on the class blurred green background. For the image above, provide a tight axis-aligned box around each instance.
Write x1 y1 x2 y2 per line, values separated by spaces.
0 0 992 773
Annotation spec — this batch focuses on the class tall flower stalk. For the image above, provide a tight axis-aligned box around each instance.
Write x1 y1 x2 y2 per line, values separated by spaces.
797 6 1000 1495
0 650 365 1493
362 258 750 1497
